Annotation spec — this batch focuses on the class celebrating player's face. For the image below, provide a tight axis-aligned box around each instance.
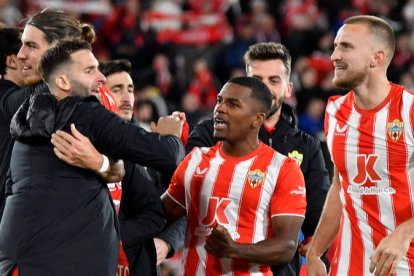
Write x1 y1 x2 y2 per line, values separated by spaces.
213 83 259 142
66 50 106 98
106 71 135 121
17 25 50 86
331 23 372 90
246 59 291 117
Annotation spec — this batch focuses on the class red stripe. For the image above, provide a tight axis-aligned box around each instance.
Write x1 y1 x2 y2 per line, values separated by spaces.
204 153 235 273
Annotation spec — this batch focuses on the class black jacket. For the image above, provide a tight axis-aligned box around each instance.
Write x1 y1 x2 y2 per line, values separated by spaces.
0 93 184 275
120 161 165 276
186 103 330 276
0 82 48 218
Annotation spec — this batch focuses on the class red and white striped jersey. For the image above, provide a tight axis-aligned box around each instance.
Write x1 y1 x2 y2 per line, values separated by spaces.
167 141 306 276
325 83 414 275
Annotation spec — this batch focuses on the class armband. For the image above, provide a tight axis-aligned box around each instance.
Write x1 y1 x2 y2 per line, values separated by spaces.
98 154 110 173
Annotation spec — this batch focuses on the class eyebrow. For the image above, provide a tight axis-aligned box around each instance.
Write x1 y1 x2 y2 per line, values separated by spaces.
110 83 135 89
252 74 281 80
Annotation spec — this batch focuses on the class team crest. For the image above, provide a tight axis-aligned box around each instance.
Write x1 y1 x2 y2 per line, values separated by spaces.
288 150 303 166
247 169 266 188
387 119 404 142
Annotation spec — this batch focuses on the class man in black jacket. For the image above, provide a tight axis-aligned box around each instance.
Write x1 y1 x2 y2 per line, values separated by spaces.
99 59 187 274
0 27 24 215
186 42 331 275
1 37 185 275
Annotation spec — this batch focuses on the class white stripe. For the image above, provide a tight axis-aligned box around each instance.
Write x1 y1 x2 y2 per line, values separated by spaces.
326 96 347 157
271 213 305 218
373 103 395 235
223 156 255 273
363 103 394 274
252 152 281 244
183 148 205 275
400 90 414 273
195 149 223 274
345 107 376 274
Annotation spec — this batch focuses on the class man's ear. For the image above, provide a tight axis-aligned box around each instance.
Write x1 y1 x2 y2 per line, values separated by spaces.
55 74 70 92
6 55 18 70
253 112 266 128
370 50 386 68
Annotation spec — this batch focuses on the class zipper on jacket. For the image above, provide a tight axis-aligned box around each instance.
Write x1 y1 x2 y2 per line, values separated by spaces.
269 138 272 147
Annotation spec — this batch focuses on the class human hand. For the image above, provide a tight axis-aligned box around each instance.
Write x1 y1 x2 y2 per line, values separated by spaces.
51 123 102 171
153 238 170 265
369 225 412 276
306 254 328 276
298 237 312 257
204 224 237 258
150 113 184 138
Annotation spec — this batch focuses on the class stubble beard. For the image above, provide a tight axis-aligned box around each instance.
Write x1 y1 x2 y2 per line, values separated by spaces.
332 68 367 91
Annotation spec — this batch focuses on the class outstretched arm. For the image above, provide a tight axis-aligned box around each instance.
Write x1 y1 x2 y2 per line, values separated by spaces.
51 124 125 182
205 215 304 265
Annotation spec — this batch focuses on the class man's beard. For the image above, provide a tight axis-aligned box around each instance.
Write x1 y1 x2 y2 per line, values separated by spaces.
268 96 284 118
21 72 42 87
332 68 367 90
69 78 91 98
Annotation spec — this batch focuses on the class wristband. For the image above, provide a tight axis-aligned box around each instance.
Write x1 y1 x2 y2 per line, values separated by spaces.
98 154 110 173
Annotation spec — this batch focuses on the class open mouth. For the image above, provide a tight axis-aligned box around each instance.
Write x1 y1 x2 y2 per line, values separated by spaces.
214 117 227 130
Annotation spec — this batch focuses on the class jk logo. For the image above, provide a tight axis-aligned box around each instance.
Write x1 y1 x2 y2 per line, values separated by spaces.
201 197 231 226
353 154 381 185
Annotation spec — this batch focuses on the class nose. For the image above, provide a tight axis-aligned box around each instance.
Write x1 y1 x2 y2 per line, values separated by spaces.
331 47 340 61
17 45 26 60
214 101 225 113
97 70 106 84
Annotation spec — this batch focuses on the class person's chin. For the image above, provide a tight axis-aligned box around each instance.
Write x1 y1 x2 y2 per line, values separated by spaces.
213 131 225 141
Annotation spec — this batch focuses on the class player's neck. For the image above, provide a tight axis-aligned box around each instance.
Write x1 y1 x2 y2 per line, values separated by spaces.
221 138 260 157
264 108 281 127
353 77 391 110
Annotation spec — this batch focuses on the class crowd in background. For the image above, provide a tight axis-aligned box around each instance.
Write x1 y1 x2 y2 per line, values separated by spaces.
1 0 414 173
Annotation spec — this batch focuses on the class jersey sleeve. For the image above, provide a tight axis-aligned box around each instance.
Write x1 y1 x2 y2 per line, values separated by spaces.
271 158 306 217
166 150 194 209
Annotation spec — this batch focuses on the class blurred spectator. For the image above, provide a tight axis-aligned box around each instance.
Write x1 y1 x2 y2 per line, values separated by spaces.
180 92 205 131
223 15 256 78
0 0 22 27
186 57 220 111
298 97 325 140
134 99 159 132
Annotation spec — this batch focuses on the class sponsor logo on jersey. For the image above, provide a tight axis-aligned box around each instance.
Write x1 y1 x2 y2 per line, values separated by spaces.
290 185 306 195
347 185 396 195
288 150 303 166
247 169 265 188
387 119 403 142
195 166 208 175
335 123 348 136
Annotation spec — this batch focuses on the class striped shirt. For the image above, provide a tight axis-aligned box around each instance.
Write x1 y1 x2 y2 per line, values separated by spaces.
325 83 414 275
167 141 306 275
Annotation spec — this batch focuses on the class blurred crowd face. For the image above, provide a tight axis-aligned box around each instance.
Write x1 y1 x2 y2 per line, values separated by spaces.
246 59 291 117
17 25 50 86
331 23 372 90
106 71 135 121
66 50 106 98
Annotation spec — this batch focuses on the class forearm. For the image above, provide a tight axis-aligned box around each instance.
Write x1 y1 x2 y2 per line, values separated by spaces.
230 236 298 265
307 172 342 258
157 216 187 257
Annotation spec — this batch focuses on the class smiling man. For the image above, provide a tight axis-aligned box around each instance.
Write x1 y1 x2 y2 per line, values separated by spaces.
0 37 185 275
307 15 414 276
162 76 306 275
